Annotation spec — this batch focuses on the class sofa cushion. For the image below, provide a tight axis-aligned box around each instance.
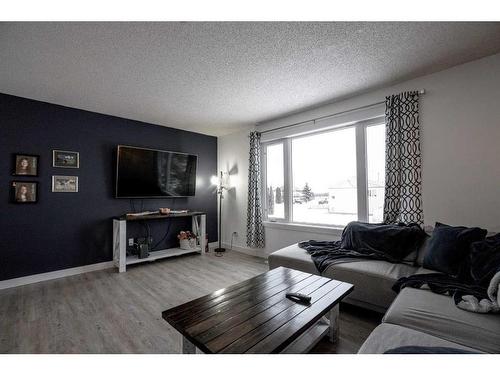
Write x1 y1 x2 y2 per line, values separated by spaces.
358 323 481 354
383 287 500 353
267 244 319 275
422 222 487 276
324 260 418 311
268 244 419 311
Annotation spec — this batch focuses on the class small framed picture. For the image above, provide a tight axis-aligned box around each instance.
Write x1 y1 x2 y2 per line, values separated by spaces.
53 150 79 168
52 175 79 193
12 154 39 176
11 181 38 203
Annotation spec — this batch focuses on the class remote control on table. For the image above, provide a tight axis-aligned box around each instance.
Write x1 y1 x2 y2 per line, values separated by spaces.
285 292 312 305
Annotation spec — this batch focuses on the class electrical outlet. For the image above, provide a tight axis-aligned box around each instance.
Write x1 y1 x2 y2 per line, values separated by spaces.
128 238 134 246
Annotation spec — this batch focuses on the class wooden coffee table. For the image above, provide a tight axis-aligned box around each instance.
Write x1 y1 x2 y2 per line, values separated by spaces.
162 266 353 354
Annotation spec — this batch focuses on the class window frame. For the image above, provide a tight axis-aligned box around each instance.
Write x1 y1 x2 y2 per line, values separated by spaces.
261 139 287 223
261 117 385 228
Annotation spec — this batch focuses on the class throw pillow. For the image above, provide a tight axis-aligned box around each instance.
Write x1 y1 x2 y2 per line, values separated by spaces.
423 222 487 276
468 233 500 286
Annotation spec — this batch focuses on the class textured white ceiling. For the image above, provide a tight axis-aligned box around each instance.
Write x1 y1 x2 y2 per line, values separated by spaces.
1 22 500 136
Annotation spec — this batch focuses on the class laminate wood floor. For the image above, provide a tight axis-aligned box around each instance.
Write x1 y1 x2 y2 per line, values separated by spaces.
0 251 380 354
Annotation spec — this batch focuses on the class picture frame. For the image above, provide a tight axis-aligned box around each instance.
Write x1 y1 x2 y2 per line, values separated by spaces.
53 150 79 168
12 153 39 176
52 175 79 193
10 181 39 203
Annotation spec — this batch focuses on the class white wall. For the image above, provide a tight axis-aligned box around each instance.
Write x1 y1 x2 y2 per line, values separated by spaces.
217 130 253 253
218 53 500 257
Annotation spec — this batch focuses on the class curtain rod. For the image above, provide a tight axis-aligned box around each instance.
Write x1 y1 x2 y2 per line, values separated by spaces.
258 89 425 135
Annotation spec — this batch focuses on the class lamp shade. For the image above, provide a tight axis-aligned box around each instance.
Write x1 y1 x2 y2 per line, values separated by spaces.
210 175 219 186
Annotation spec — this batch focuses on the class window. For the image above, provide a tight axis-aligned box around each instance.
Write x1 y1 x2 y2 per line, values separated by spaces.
264 142 285 220
366 124 386 223
292 127 357 226
263 121 386 227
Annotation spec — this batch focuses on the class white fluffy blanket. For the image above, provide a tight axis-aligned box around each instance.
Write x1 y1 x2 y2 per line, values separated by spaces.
457 271 500 313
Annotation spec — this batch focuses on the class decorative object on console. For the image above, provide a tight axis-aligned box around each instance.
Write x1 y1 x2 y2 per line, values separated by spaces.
211 171 229 254
10 181 38 203
53 150 79 168
137 237 152 259
178 231 197 250
12 154 39 176
52 175 79 193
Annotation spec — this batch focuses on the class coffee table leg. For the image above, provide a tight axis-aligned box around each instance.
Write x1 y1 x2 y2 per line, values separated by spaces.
182 335 196 354
328 304 340 343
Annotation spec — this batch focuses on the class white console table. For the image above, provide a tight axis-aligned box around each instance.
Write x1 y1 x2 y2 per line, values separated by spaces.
112 212 206 273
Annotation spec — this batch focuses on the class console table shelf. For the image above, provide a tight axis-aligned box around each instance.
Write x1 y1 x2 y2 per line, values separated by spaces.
125 247 201 265
113 212 206 272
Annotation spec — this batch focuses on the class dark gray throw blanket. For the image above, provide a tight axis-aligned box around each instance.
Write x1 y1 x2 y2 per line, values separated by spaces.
393 273 491 306
393 233 500 314
299 221 427 273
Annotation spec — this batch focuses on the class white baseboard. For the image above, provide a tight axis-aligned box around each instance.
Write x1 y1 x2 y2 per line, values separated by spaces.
222 243 267 259
0 241 260 291
0 261 115 291
208 241 218 249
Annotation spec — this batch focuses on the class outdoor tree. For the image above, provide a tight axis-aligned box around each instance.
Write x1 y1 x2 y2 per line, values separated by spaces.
268 186 274 214
275 186 283 204
302 183 314 202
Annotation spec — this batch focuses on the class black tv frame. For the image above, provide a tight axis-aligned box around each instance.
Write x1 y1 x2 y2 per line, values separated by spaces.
115 144 198 199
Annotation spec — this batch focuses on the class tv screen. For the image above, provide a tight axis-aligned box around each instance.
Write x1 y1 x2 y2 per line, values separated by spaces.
115 145 197 198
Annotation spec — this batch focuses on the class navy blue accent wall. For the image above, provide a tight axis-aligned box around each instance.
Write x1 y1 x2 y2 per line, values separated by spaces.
0 93 218 281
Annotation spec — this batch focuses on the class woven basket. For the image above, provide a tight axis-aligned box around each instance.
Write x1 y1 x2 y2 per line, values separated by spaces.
179 238 197 250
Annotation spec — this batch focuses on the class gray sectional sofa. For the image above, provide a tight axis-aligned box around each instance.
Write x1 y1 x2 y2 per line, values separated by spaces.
268 240 500 353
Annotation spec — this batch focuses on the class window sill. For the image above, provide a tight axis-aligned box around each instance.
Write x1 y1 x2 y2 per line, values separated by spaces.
263 221 344 236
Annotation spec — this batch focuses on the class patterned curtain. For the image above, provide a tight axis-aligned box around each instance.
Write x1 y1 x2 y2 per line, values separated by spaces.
383 91 423 225
246 131 265 248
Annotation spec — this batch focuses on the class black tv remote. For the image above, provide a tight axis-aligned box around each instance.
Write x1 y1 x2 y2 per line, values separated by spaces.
286 292 312 304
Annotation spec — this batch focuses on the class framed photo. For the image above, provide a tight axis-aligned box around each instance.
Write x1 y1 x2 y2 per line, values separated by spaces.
11 181 38 203
52 176 79 193
53 150 79 168
12 154 39 176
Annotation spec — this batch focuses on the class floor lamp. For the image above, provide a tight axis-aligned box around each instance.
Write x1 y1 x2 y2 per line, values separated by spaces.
211 171 227 254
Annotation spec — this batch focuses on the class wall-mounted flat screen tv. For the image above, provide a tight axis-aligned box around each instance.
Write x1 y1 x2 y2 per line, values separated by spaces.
115 145 197 198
